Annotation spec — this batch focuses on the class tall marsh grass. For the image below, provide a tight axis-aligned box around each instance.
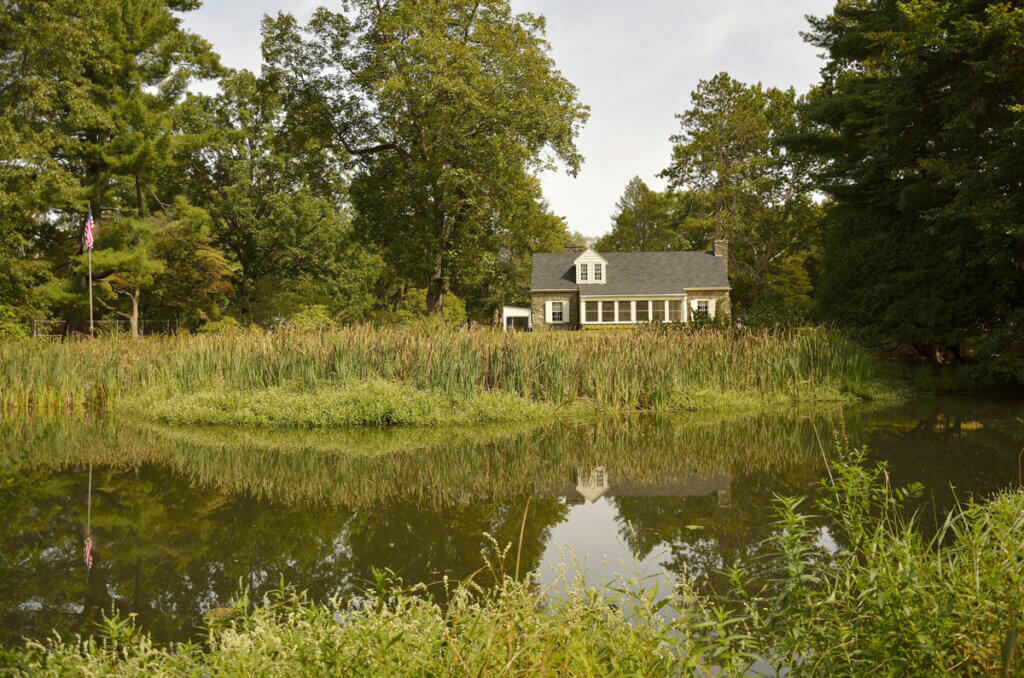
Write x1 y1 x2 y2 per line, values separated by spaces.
0 326 897 418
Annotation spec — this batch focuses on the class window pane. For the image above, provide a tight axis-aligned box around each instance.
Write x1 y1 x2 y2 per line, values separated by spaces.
551 301 563 322
594 263 603 281
652 300 666 322
579 264 588 281
696 300 709 314
585 300 599 322
617 301 632 322
636 300 649 322
601 301 615 322
668 300 682 322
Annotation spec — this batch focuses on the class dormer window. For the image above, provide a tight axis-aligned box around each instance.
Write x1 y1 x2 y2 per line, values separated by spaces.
573 247 608 285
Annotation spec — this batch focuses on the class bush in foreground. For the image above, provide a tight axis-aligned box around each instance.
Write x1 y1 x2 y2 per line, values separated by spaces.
5 451 1021 676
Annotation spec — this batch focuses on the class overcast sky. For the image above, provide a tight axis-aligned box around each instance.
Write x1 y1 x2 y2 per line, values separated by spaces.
182 0 836 239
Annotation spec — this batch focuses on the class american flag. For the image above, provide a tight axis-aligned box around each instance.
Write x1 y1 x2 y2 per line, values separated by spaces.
83 210 96 251
83 535 93 569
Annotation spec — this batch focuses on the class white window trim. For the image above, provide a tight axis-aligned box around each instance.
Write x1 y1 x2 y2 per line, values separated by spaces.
580 297 688 325
690 298 715 318
545 300 568 324
579 263 588 281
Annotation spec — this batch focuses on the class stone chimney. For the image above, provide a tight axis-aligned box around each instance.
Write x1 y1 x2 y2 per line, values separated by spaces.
563 242 586 254
713 238 728 275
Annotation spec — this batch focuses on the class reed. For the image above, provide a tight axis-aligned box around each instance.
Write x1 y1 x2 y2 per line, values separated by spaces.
0 326 900 420
0 412 832 508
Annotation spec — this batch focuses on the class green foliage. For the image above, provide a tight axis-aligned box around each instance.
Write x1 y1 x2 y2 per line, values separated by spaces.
387 288 468 327
798 1 1024 369
662 73 821 310
196 317 242 334
595 177 680 252
263 0 588 316
287 305 334 330
0 307 29 339
173 69 374 324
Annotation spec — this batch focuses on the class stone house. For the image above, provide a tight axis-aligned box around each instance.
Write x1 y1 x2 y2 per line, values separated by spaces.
530 241 731 331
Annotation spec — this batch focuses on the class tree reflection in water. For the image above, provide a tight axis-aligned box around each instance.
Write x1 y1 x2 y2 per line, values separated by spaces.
1 397 1021 646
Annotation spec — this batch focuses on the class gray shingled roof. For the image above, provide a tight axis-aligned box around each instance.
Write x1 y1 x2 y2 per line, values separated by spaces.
531 251 729 295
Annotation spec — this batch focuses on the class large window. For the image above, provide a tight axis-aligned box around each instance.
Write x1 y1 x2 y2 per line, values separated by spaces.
594 263 603 281
601 301 615 322
551 301 564 323
579 263 588 281
617 301 632 322
585 300 599 322
636 300 650 322
668 300 682 322
652 300 666 322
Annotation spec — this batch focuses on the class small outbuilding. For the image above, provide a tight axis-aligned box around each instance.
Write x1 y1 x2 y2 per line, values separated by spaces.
500 305 532 332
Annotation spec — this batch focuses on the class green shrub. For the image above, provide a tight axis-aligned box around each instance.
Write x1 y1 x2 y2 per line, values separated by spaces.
287 304 334 329
720 448 1024 675
196 317 242 334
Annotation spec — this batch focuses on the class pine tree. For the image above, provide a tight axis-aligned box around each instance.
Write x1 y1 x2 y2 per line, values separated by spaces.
798 0 1024 366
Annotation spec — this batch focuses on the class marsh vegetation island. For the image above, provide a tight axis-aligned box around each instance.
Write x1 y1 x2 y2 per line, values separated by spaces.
1 0 1023 676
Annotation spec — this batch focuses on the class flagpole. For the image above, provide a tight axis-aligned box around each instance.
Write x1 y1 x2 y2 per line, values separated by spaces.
84 459 93 575
88 248 94 337
86 459 92 538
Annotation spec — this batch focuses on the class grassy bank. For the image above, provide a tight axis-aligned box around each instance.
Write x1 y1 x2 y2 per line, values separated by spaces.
0 326 901 424
5 452 1021 676
128 381 601 428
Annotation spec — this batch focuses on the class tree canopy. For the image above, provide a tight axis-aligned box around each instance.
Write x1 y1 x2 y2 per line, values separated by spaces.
796 0 1024 365
661 73 820 307
262 0 588 315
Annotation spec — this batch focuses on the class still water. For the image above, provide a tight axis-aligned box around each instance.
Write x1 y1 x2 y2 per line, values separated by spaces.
1 397 1021 646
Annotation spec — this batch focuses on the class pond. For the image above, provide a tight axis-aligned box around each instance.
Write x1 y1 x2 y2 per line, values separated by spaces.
1 396 1022 647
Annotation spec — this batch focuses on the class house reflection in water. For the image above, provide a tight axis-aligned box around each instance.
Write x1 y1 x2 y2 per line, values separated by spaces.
571 466 730 507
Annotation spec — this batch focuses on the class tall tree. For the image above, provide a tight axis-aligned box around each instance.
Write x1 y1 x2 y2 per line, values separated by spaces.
1 0 220 333
62 0 219 219
84 216 167 336
0 0 98 333
798 0 1024 365
595 177 678 252
661 73 819 303
174 70 378 324
263 0 588 314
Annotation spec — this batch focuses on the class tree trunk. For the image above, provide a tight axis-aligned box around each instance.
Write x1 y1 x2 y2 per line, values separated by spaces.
238 281 254 324
425 259 448 315
130 289 140 339
135 176 146 217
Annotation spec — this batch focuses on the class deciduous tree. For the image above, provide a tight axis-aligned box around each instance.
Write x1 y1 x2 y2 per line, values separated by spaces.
263 0 588 314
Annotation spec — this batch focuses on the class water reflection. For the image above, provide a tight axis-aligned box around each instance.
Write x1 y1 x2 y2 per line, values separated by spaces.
0 397 1021 646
